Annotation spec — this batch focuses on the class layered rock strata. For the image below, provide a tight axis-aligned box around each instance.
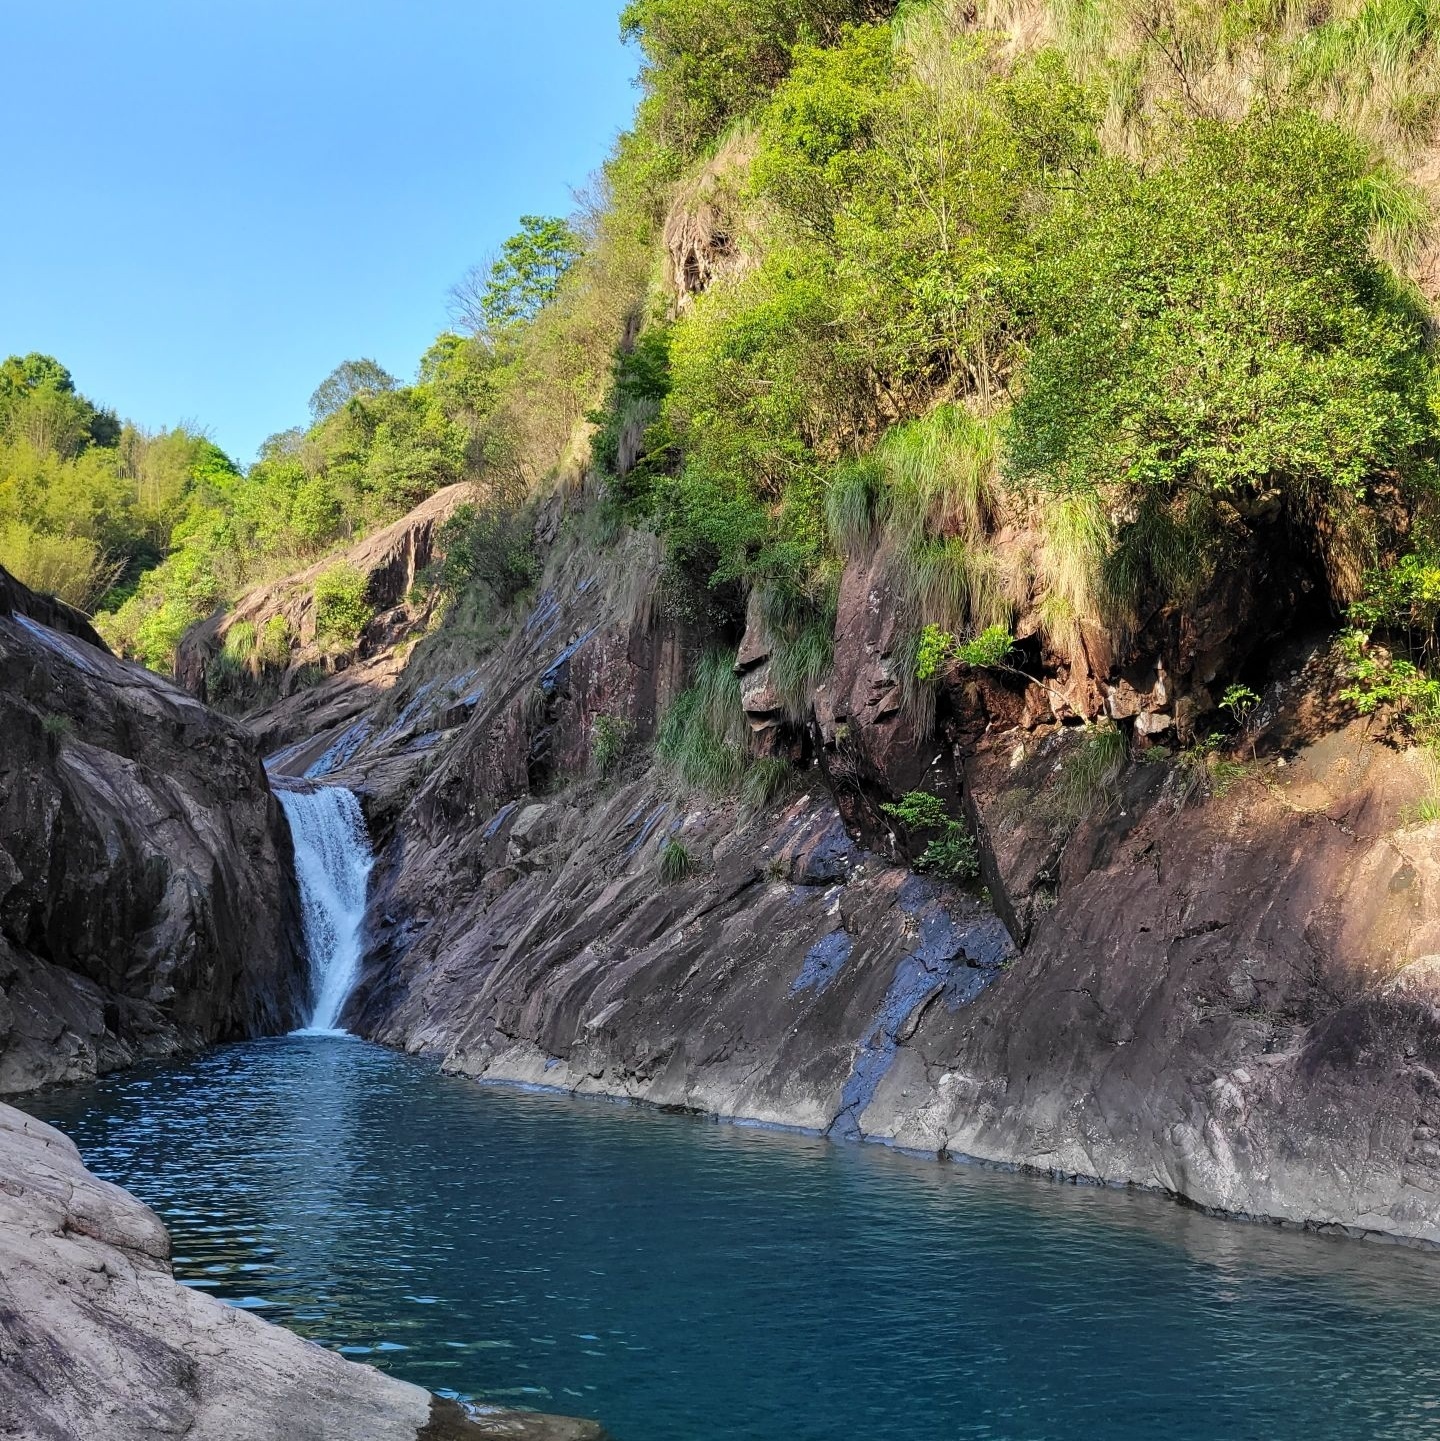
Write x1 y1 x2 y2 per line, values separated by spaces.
302 506 1440 1245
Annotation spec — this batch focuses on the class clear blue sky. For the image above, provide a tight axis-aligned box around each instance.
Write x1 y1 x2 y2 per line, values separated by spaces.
0 2 639 465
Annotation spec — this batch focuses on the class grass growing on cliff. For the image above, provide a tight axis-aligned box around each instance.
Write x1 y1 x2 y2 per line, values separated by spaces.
657 836 692 884
657 649 750 793
1047 721 1129 828
769 614 836 722
41 712 73 748
741 755 796 811
591 713 634 779
825 458 885 558
879 407 1000 551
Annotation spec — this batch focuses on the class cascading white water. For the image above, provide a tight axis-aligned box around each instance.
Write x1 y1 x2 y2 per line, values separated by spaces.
276 786 374 1034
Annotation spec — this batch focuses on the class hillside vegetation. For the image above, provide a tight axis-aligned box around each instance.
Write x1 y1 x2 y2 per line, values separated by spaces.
9 0 1440 748
584 0 1440 763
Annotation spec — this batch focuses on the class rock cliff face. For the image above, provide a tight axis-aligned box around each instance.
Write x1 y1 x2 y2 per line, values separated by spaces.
0 566 307 1094
0 1102 605 1441
297 493 1440 1246
176 482 475 721
867 715 1440 1239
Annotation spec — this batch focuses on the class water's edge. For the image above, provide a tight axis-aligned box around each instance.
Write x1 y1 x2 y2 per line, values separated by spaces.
29 1033 1440 1441
434 1051 1437 1253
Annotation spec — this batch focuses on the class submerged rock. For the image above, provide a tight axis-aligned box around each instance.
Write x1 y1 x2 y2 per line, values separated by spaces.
0 1102 606 1441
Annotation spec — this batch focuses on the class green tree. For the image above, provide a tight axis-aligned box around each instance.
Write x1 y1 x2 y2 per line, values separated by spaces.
309 359 399 422
620 0 899 157
462 216 583 331
0 352 75 398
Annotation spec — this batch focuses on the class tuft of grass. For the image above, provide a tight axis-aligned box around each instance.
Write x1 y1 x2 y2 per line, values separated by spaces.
222 621 257 663
825 456 886 557
894 626 938 740
1051 720 1129 825
741 756 795 811
1102 493 1217 629
1035 493 1108 663
770 618 835 720
908 538 975 635
1208 756 1254 796
591 713 633 779
658 837 692 884
1405 792 1440 823
257 615 292 668
1355 165 1432 263
895 536 1011 662
41 713 73 747
522 685 549 728
758 571 838 722
657 649 749 794
878 404 999 547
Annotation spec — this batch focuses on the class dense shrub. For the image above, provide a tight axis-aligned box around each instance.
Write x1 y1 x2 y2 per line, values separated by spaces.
1008 113 1434 614
620 0 899 158
438 494 539 608
313 563 373 650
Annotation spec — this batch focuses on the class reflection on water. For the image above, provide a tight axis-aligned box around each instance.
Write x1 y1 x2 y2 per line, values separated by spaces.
25 1036 1440 1441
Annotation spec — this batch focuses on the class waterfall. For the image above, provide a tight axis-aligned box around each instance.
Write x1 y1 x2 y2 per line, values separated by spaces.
276 786 374 1034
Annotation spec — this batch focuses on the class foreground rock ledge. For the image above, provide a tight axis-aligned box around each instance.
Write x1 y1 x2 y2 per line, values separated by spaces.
0 1104 605 1441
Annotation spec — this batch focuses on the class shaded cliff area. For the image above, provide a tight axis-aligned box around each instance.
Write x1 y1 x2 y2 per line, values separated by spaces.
0 565 308 1093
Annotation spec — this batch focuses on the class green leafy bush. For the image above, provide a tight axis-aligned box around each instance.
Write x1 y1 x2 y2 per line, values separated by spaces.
956 626 1015 669
1008 112 1433 616
913 623 1014 681
439 496 538 608
591 326 675 517
880 789 978 881
620 0 898 158
313 563 373 650
1339 633 1440 732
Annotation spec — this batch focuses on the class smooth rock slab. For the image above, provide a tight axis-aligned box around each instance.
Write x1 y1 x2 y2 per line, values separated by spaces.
0 1104 604 1441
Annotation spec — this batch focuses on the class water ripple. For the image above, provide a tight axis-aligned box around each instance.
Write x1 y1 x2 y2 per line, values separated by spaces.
24 1035 1440 1441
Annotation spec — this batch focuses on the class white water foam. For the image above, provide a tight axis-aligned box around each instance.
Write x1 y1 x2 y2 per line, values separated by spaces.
276 786 374 1034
